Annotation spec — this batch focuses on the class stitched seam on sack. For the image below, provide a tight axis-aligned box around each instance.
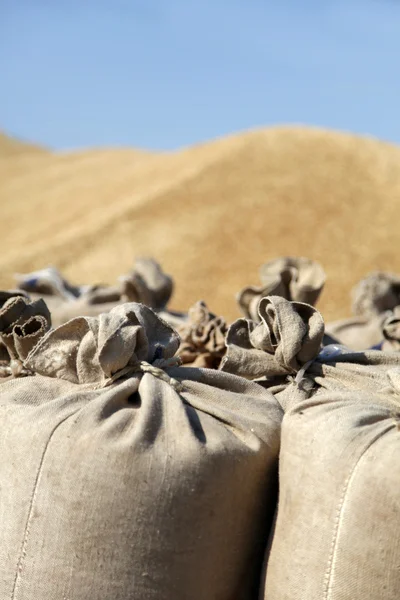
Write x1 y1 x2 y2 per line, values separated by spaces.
323 422 395 600
10 409 80 600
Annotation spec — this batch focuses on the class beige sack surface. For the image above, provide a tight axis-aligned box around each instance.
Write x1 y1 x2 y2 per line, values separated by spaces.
381 306 400 351
263 380 400 600
0 295 51 377
324 271 400 351
222 295 400 600
0 303 282 600
237 257 326 322
351 271 400 318
325 313 388 350
16 258 177 328
177 300 228 368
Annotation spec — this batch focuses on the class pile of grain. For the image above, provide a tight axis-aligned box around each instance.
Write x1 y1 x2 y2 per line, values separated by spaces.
1 126 399 320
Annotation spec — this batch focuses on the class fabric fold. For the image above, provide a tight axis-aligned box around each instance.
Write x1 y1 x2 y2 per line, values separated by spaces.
381 306 400 351
237 256 326 321
177 301 228 368
221 296 325 379
25 303 180 385
351 271 400 318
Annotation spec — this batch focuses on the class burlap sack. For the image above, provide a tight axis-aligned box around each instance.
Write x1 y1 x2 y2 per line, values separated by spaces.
0 291 30 370
262 366 400 600
0 303 282 600
222 295 325 381
0 295 51 378
177 300 228 368
157 308 188 328
14 267 95 318
351 271 400 318
237 257 326 321
325 312 389 350
0 290 30 306
15 266 82 300
49 290 123 326
327 271 400 350
222 296 400 600
49 257 177 327
381 305 400 351
120 257 173 309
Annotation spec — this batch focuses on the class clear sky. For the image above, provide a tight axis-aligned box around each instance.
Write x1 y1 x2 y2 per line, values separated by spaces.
1 0 400 151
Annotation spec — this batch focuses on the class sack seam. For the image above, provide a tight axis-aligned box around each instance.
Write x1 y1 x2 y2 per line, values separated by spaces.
10 408 80 600
323 422 395 600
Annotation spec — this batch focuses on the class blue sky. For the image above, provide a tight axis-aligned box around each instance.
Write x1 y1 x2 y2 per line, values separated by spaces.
1 0 400 150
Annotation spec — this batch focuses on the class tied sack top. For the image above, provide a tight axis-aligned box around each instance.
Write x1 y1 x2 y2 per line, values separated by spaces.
237 257 326 322
222 295 324 380
24 302 182 387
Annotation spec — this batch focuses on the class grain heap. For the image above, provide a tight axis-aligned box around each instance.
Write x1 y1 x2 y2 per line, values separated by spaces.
1 126 400 321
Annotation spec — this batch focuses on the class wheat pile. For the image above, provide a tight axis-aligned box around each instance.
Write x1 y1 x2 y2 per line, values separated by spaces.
1 126 399 321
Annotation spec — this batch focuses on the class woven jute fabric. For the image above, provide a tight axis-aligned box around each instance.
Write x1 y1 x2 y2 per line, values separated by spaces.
0 302 282 600
237 257 326 322
177 300 228 368
381 306 400 351
221 295 400 600
325 271 400 351
16 259 176 328
351 271 400 318
0 295 51 378
262 378 400 600
325 312 390 350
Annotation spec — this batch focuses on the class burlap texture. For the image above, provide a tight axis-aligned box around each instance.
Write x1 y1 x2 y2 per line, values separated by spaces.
325 271 400 350
325 312 389 350
0 291 32 366
0 290 30 307
15 266 81 300
381 306 400 351
262 377 400 600
120 257 173 310
351 271 400 318
222 295 400 600
222 295 324 380
0 295 51 378
157 308 188 329
0 303 282 600
47 258 175 327
177 300 228 368
237 257 326 321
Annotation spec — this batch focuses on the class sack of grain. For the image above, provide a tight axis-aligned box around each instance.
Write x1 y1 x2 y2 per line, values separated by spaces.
263 367 400 600
222 295 400 600
33 257 181 327
0 302 282 600
237 257 325 321
0 291 30 371
352 271 400 318
222 295 325 381
0 294 51 378
119 256 173 309
176 300 228 368
381 305 400 351
325 312 389 350
0 289 30 306
120 257 187 328
325 271 400 350
15 266 82 299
